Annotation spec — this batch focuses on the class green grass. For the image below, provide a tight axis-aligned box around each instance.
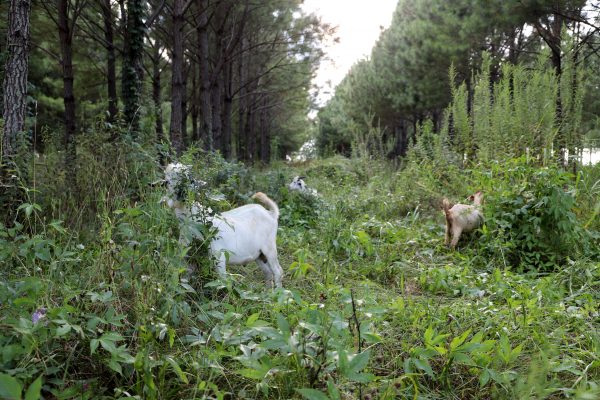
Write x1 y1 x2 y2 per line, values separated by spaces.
1 155 599 399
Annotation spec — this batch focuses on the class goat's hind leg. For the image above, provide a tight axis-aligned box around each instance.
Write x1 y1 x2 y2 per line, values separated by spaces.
444 222 451 246
256 256 275 288
450 227 462 249
258 249 283 288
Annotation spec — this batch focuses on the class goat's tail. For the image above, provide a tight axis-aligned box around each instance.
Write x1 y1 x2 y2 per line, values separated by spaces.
252 192 279 220
441 198 452 226
441 198 452 212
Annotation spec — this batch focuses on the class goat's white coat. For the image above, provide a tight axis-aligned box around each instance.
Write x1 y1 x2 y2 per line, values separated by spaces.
163 163 283 287
442 191 484 249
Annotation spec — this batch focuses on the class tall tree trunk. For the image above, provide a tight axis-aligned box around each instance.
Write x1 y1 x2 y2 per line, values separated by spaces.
259 98 269 163
237 37 248 160
151 45 163 143
191 62 199 142
122 0 145 134
182 61 189 149
197 0 212 150
211 76 223 152
551 12 565 166
101 0 118 124
2 0 31 161
58 0 77 188
169 0 185 155
222 61 233 159
245 95 256 162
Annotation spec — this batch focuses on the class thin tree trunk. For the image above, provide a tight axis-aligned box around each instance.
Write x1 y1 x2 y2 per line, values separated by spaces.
237 37 248 160
152 45 163 143
2 0 31 161
197 0 212 150
122 0 145 134
101 0 118 124
191 62 199 142
58 0 77 188
259 98 268 163
169 0 185 155
245 96 256 162
182 61 189 149
211 76 223 152
222 61 233 159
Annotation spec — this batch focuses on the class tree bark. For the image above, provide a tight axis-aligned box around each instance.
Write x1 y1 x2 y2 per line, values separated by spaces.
169 0 185 155
151 44 163 142
2 0 31 161
182 60 189 149
101 0 118 123
191 61 199 142
259 97 269 163
58 0 77 188
197 0 212 150
237 37 248 160
122 0 145 134
222 60 233 159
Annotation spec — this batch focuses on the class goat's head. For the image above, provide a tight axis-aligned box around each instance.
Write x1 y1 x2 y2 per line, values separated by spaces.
162 163 206 204
468 191 484 205
288 176 307 191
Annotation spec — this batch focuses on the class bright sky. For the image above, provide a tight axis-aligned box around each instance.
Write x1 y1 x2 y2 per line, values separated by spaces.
301 0 398 106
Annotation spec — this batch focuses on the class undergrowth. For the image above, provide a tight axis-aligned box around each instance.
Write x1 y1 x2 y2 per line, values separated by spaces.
1 149 599 399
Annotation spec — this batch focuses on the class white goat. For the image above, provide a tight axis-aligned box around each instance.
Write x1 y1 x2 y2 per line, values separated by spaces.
289 176 318 195
442 191 484 249
162 163 283 287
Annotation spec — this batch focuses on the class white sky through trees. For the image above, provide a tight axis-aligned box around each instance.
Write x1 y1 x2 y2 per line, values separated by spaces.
301 0 398 106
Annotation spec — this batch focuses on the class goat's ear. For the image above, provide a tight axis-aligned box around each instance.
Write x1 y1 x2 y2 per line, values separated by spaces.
468 194 475 201
298 176 306 180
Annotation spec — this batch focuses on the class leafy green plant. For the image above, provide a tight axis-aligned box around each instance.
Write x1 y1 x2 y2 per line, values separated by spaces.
480 161 590 271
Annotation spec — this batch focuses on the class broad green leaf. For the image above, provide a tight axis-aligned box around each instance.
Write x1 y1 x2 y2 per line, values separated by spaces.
348 351 370 373
479 369 490 387
296 388 329 400
90 339 99 355
24 375 42 400
450 329 471 351
0 373 22 400
413 358 434 378
327 381 341 400
166 356 189 384
55 324 71 336
107 359 123 375
246 313 260 327
238 368 266 380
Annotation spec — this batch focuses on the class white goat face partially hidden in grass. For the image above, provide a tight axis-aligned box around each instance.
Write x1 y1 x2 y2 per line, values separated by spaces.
289 176 307 191
162 163 283 288
289 176 318 195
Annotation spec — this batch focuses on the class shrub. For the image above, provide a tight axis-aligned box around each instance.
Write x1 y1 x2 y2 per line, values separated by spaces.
479 160 589 271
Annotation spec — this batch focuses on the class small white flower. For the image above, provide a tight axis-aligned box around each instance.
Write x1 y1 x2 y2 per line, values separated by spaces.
77 244 85 250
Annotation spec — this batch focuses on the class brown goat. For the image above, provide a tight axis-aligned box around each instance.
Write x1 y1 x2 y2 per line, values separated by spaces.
442 191 484 249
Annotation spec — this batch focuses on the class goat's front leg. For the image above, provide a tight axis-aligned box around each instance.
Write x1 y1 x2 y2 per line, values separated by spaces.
215 253 227 279
444 223 451 246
